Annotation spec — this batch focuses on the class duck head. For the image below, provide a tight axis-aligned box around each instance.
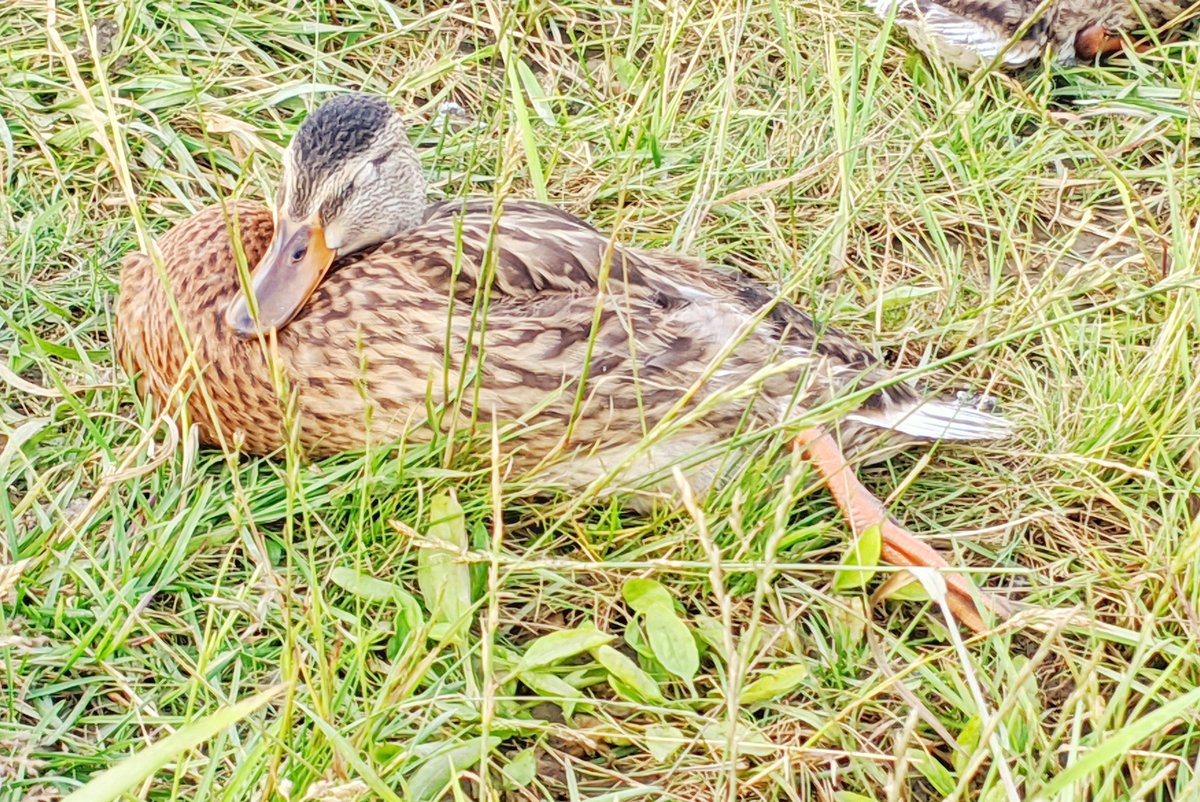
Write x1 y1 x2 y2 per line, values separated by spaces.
225 93 428 337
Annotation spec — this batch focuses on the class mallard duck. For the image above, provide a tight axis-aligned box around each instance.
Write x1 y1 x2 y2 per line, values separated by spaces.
116 93 1014 632
871 0 1196 70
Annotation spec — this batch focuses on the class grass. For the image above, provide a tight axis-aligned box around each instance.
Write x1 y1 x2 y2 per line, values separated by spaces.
2 0 1200 799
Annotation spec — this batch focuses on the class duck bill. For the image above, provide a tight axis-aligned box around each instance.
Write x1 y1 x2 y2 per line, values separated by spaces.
1075 24 1128 60
225 218 336 337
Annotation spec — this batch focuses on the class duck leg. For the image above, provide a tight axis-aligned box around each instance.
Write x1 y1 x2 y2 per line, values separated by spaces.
793 428 1011 634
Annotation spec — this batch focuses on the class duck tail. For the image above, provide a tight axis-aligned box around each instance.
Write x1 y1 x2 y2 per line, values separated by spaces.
847 397 1014 442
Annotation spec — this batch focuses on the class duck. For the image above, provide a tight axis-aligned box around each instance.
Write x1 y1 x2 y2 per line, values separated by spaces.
871 0 1197 71
115 93 1015 633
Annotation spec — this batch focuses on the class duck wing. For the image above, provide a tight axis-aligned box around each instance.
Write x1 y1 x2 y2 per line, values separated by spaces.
679 259 1012 442
870 0 1057 69
376 198 1011 445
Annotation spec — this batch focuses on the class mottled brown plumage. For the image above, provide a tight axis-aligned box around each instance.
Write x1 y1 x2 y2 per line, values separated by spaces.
872 0 1197 70
115 94 1014 632
117 200 910 463
116 196 1006 480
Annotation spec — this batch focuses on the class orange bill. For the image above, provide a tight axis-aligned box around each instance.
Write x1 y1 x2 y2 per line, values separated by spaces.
1075 24 1133 60
225 217 335 337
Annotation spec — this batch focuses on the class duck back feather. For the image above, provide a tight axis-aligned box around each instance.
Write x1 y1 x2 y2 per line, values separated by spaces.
116 199 1011 491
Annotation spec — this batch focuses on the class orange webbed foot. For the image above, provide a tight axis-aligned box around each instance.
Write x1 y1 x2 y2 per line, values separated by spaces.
793 428 1012 634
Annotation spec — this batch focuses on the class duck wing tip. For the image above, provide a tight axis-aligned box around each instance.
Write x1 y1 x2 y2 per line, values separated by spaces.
849 396 1016 442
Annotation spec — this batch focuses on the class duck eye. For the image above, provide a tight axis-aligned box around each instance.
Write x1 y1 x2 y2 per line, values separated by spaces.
290 244 308 262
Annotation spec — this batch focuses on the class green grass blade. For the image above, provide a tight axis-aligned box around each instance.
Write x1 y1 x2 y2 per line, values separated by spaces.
1037 685 1200 800
62 685 286 802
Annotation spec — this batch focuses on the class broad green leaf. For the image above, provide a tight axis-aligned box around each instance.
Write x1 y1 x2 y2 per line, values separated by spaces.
879 284 940 310
0 416 50 478
427 490 468 548
493 644 519 664
697 722 776 757
883 579 931 601
330 566 398 602
501 748 538 788
417 490 473 640
595 646 664 703
516 625 612 673
643 603 698 680
607 675 647 705
692 615 728 657
832 524 882 591
612 55 639 91
429 622 461 641
63 685 285 802
834 793 878 802
1004 656 1036 752
1040 685 1200 799
408 736 501 802
330 567 421 612
519 671 586 717
622 578 673 613
955 716 982 774
624 615 654 659
907 748 955 797
644 724 685 762
740 664 810 704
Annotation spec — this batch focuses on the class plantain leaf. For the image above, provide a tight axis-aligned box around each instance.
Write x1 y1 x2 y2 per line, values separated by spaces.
644 724 685 762
330 565 425 656
416 490 473 641
595 646 664 703
515 624 612 673
501 748 538 788
330 566 421 609
883 579 931 601
740 664 810 705
879 284 940 310
832 523 882 591
611 55 640 91
955 716 983 774
515 60 557 127
623 615 654 659
622 578 674 613
408 736 502 802
519 670 586 717
697 722 776 757
906 748 956 797
692 614 728 658
643 603 698 680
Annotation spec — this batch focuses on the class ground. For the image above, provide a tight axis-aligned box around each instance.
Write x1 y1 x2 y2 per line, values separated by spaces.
2 1 1200 800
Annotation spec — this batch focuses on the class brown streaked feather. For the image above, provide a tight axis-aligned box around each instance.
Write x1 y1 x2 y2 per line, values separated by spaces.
115 198 990 497
872 0 1197 70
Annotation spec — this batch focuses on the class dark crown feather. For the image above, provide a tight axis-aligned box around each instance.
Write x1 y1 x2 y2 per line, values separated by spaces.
286 93 393 216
